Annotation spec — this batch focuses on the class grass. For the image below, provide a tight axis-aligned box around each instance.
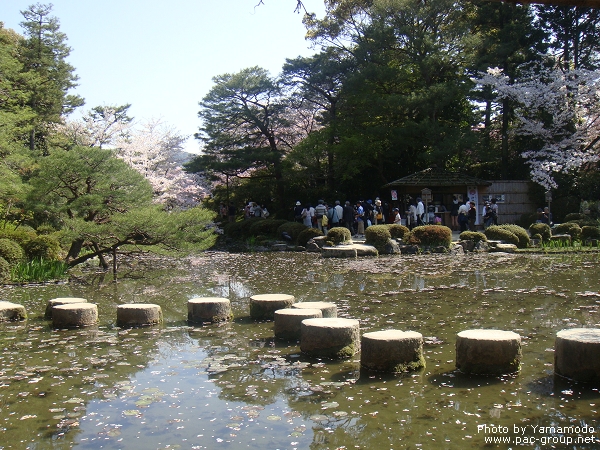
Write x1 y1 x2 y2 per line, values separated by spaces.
10 258 69 283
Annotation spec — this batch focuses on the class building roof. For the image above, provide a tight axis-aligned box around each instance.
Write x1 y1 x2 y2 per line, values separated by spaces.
383 166 492 188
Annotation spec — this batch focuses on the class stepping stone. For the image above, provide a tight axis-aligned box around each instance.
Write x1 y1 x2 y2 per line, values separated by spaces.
292 301 337 318
456 329 521 375
300 317 360 359
555 328 600 382
361 330 425 373
0 301 27 322
117 304 162 327
274 308 322 340
249 294 295 320
52 303 98 328
188 297 232 323
45 297 88 319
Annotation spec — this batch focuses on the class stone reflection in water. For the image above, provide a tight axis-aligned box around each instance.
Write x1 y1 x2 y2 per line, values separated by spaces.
1 252 600 448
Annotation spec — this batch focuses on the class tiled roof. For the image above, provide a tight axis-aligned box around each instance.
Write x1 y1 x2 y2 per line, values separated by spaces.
384 166 492 187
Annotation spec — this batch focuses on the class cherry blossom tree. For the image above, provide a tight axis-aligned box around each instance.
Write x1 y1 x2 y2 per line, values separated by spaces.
476 64 600 190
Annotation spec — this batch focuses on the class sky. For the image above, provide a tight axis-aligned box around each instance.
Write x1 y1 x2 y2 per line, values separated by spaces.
0 0 326 153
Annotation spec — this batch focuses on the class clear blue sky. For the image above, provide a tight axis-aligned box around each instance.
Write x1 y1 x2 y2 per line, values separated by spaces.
0 0 325 153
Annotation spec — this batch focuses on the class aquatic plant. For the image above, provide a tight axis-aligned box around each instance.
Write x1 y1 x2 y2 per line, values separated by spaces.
10 258 68 282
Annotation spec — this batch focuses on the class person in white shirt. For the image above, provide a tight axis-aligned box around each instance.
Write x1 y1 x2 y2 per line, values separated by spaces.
393 208 402 224
416 198 425 225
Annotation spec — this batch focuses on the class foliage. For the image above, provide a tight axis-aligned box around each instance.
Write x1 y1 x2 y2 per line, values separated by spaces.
528 223 552 242
498 224 530 248
564 213 586 222
0 256 9 283
0 223 36 247
24 234 62 260
459 231 487 242
0 238 25 264
365 225 391 250
581 225 600 241
407 225 452 247
223 217 265 240
484 225 519 246
326 227 351 245
276 222 308 243
10 258 68 283
386 224 410 240
249 219 289 237
297 227 323 247
553 222 582 241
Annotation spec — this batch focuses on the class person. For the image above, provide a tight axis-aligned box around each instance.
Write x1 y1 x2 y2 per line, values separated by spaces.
541 207 552 225
244 204 253 219
489 198 498 225
450 196 459 230
393 208 402 224
261 205 269 218
301 203 314 227
409 201 418 229
468 201 477 231
294 201 304 223
328 200 343 228
343 201 355 233
373 198 384 224
252 202 262 218
314 200 327 232
363 199 373 228
458 201 469 232
355 201 365 237
482 202 493 229
416 197 425 226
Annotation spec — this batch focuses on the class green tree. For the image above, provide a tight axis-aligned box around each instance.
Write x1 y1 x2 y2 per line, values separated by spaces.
189 67 291 210
18 3 84 151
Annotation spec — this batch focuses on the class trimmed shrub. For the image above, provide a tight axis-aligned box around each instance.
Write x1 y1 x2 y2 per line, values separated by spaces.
222 217 264 240
484 226 519 246
564 218 598 228
407 225 452 247
327 227 351 245
365 225 392 250
277 222 308 243
582 225 600 241
386 224 410 240
459 231 487 243
564 213 586 222
553 222 582 241
24 235 62 260
0 238 25 264
499 224 530 248
0 226 35 247
297 227 323 247
0 256 9 283
249 219 288 237
531 233 542 241
529 223 551 242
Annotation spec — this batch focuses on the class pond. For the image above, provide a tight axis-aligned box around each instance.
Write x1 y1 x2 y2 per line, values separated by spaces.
2 251 600 449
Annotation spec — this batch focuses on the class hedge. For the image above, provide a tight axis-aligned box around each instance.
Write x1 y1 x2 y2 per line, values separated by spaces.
365 225 392 250
459 231 487 243
0 238 25 265
386 224 410 240
407 225 452 247
529 223 551 242
484 226 519 246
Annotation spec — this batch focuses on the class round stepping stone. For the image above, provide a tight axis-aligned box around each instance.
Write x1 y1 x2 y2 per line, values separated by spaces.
249 294 295 320
52 303 98 328
117 304 162 327
361 330 425 373
456 329 521 375
45 297 88 319
555 328 600 382
188 297 232 323
274 308 322 340
292 302 337 318
0 301 27 322
300 318 360 359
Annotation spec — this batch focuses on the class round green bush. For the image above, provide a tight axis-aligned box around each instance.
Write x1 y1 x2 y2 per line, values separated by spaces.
0 256 9 283
0 226 35 247
581 226 600 241
249 219 288 237
277 222 308 243
459 231 487 242
407 225 452 247
484 226 519 246
529 223 551 242
498 224 530 248
365 225 392 250
386 224 410 240
24 235 62 260
297 227 323 247
531 233 542 241
564 213 586 222
0 238 25 264
327 227 351 245
223 217 264 240
553 222 582 241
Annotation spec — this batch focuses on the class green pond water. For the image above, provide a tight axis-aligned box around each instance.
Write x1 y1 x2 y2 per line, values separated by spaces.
2 251 600 449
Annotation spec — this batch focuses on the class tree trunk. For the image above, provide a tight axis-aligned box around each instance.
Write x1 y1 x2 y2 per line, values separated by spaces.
65 238 84 264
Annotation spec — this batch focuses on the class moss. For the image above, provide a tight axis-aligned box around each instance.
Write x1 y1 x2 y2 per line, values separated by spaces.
393 355 426 373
